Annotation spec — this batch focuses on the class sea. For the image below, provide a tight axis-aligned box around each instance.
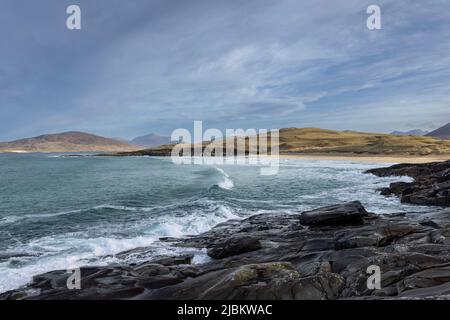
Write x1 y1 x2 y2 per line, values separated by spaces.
0 153 436 293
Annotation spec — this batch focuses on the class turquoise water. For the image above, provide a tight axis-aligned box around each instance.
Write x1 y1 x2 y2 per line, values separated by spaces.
0 153 434 292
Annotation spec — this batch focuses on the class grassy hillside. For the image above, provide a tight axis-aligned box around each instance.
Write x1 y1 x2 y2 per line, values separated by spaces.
0 131 141 153
115 128 450 157
277 128 450 155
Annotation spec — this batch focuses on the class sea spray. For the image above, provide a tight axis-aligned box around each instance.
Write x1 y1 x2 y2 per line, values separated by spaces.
214 167 234 190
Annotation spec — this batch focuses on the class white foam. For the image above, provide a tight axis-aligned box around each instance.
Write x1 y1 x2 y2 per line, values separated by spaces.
0 234 159 293
215 167 234 190
92 205 139 211
145 202 241 237
0 201 242 293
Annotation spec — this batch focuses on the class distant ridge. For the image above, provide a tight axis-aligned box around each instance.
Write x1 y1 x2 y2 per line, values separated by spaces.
0 131 140 153
130 133 171 147
426 123 450 140
116 127 450 157
391 129 429 136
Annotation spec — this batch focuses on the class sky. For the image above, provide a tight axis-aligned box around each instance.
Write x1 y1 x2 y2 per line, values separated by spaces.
1 0 449 141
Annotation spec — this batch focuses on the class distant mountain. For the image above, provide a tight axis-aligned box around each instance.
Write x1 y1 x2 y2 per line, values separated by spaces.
426 123 450 140
391 129 429 136
130 133 171 147
0 131 140 153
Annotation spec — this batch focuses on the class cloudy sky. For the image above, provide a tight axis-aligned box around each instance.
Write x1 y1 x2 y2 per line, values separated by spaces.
1 0 449 141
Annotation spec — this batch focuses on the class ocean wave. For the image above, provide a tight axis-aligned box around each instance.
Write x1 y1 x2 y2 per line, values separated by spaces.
92 205 139 211
0 234 160 293
0 204 158 226
140 201 241 236
214 167 234 190
0 200 241 293
0 208 87 226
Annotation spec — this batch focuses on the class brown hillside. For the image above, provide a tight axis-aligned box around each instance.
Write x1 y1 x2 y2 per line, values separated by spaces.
0 131 141 153
276 128 450 155
116 128 450 157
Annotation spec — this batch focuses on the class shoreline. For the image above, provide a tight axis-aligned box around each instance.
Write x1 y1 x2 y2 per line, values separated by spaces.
3 200 450 300
279 153 450 163
2 150 450 164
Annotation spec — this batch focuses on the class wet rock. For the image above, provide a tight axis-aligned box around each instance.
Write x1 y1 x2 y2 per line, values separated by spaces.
293 272 345 300
131 263 171 277
335 235 379 250
299 201 368 226
372 286 398 297
393 182 416 194
151 254 193 266
380 266 418 288
296 261 332 277
0 262 190 300
366 160 450 207
207 236 262 259
398 282 450 298
303 238 335 251
3 199 450 300
147 262 302 300
398 266 450 293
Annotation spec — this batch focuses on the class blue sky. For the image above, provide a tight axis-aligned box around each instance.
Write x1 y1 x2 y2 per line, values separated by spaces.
1 0 449 141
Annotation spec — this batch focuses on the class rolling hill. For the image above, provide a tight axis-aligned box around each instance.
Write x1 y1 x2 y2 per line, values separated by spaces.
275 128 450 155
114 128 450 157
0 131 141 153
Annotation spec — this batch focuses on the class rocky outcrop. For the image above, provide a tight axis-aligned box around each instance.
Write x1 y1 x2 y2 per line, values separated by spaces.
2 201 450 300
299 201 368 226
207 236 262 259
365 160 450 206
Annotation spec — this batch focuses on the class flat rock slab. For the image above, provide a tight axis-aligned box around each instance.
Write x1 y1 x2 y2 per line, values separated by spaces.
299 201 369 226
207 236 262 259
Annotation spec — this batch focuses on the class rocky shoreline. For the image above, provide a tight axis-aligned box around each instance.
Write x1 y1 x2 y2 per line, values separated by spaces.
366 160 450 207
1 161 450 300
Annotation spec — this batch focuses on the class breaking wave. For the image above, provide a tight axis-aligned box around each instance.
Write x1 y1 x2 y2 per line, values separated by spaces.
214 167 234 190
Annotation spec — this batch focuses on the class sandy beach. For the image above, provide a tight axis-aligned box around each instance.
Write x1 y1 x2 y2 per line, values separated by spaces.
279 153 450 163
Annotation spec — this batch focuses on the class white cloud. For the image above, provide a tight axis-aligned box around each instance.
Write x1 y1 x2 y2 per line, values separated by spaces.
1 0 449 139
